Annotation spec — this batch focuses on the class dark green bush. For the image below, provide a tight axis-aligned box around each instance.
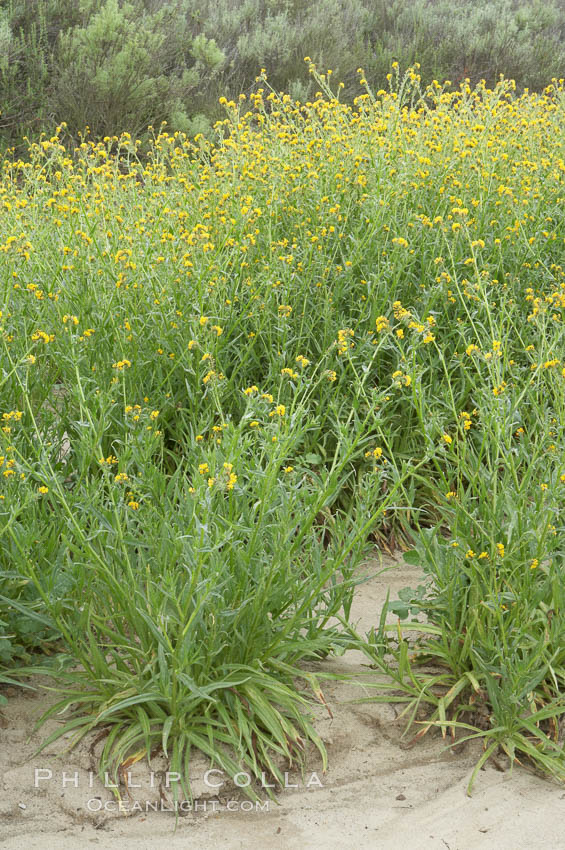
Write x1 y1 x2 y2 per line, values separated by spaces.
0 0 225 141
54 0 224 138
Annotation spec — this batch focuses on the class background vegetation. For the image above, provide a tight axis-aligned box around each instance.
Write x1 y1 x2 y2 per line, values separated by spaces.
0 0 564 146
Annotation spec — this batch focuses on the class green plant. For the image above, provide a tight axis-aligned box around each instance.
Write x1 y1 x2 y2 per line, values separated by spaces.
1 67 565 793
354 280 565 790
17 419 405 797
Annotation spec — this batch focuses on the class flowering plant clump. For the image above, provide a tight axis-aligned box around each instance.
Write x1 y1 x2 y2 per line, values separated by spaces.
1 65 565 794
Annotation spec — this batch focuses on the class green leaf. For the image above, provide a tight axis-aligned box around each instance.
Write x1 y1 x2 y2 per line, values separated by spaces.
402 550 421 567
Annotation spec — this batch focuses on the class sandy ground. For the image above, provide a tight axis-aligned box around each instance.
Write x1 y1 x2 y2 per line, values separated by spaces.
1 555 564 849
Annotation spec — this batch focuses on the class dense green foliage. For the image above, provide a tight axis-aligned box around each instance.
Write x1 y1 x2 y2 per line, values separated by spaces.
1 66 565 790
0 0 564 145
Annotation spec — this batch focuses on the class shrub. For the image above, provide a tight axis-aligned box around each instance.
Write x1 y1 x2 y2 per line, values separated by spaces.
53 0 224 138
0 0 225 142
